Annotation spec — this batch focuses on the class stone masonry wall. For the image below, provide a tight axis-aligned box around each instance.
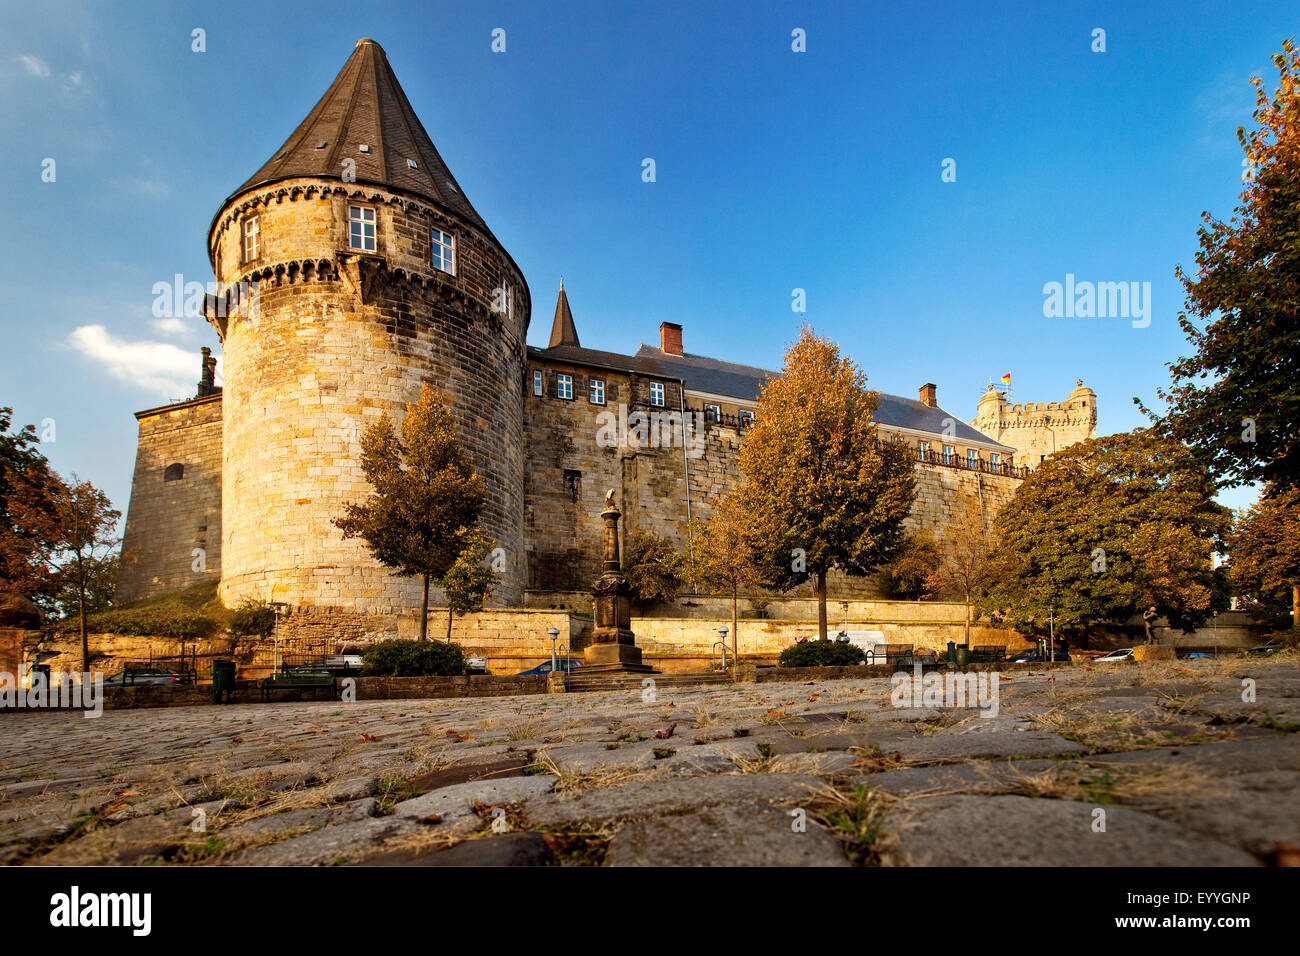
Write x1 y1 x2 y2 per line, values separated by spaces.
117 394 223 603
523 378 1025 599
210 179 530 613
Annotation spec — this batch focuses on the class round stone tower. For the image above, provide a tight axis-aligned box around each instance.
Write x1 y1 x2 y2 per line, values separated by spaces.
206 39 530 612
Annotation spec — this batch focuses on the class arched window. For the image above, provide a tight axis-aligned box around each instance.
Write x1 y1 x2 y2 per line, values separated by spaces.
164 463 184 482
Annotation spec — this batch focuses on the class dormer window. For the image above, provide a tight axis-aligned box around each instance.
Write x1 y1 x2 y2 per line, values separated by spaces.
348 204 376 252
242 216 259 263
431 229 455 275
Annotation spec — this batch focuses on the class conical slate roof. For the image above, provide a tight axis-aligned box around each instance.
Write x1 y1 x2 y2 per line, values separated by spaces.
548 281 580 348
227 38 486 230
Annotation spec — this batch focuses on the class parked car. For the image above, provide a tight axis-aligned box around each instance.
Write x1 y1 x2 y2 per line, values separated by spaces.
1012 649 1072 663
1093 648 1135 663
1186 652 1214 660
102 668 179 686
517 658 583 676
1246 643 1284 656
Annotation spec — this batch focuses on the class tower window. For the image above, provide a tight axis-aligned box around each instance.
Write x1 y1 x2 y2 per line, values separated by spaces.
431 229 455 275
243 217 259 263
557 374 573 400
589 379 605 405
650 382 664 407
164 463 184 482
348 205 376 251
532 369 543 396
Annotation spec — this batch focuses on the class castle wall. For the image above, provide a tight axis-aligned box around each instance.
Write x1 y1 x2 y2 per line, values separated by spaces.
523 362 1025 599
116 394 223 603
210 180 529 612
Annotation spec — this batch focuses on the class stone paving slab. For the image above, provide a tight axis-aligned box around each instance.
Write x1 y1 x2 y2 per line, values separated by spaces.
0 657 1296 866
880 794 1260 866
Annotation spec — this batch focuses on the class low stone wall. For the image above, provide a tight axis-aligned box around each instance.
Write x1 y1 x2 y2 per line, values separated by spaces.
631 616 1031 656
353 675 547 699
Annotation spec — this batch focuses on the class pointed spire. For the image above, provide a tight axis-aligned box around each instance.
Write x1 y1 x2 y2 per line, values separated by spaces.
226 39 485 229
548 282 580 348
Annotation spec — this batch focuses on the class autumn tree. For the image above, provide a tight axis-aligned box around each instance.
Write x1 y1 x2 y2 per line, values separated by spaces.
0 407 62 610
688 497 762 668
335 386 485 641
1227 484 1300 631
1141 40 1300 491
980 430 1230 639
441 533 497 641
622 530 685 607
734 327 916 640
878 530 939 600
14 476 121 672
926 492 999 644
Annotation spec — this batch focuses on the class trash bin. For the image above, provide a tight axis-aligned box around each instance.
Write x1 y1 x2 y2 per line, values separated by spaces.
955 644 970 666
211 659 236 704
947 641 957 663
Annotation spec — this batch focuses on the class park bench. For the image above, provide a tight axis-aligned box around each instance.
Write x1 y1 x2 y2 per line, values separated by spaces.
258 669 336 703
969 645 1006 664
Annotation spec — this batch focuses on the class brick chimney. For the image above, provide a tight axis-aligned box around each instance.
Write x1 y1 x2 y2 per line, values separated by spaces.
919 383 937 408
660 322 683 356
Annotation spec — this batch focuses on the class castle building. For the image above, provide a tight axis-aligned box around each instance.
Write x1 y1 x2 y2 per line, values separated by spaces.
115 40 1097 615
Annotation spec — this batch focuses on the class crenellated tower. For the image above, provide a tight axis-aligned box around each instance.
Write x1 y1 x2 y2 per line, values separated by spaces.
971 380 1097 466
205 39 530 612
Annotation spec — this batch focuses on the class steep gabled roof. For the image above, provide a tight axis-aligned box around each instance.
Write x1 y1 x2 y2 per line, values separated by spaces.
224 38 486 230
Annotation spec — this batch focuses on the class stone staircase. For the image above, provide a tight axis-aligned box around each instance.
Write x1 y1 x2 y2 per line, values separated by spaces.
564 670 734 693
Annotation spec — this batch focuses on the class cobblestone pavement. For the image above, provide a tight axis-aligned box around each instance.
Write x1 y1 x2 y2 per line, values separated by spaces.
2 657 1297 866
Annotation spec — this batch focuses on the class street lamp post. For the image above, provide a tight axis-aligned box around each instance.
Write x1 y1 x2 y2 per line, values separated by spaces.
270 601 288 675
548 627 559 674
717 625 730 675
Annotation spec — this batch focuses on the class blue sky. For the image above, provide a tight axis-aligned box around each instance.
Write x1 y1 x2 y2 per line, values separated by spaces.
1 0 1294 524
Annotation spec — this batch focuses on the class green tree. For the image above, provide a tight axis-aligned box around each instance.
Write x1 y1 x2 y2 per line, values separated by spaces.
1141 40 1300 491
622 530 684 607
441 534 497 641
55 550 118 620
1227 484 1300 631
734 327 916 640
335 386 486 641
980 430 1230 639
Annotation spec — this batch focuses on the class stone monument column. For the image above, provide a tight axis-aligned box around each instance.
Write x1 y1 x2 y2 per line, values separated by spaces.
584 490 651 672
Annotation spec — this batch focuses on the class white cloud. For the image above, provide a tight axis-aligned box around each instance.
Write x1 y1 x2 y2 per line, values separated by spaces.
18 54 50 77
68 324 199 398
152 317 188 335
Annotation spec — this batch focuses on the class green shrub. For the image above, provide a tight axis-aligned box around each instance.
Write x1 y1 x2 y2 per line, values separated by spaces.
229 600 276 637
778 639 866 668
360 639 466 677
